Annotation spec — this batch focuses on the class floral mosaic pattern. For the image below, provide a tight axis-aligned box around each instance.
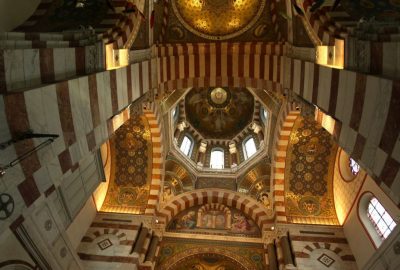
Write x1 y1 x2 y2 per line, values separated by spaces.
101 115 152 214
157 238 265 270
285 117 338 224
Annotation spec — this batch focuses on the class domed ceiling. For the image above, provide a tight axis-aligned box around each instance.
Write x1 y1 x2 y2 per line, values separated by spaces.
172 0 266 40
185 87 254 139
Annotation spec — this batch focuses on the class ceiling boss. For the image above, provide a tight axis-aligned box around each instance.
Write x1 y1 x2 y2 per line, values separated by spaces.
172 0 266 40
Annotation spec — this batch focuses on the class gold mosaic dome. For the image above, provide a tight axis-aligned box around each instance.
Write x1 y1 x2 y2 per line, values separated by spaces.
172 0 266 40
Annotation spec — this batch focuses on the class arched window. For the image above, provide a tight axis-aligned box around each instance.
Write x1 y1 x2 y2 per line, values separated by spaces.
367 197 397 240
359 193 397 248
349 158 360 175
243 136 257 160
260 107 268 124
172 105 179 122
180 135 193 157
210 148 224 169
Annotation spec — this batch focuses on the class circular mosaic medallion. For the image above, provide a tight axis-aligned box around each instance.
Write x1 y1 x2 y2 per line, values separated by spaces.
172 0 266 40
118 188 138 205
299 196 321 216
209 88 230 107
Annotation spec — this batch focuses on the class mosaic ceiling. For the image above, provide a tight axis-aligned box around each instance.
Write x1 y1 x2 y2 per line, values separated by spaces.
157 238 265 270
185 88 254 139
154 0 279 43
163 158 194 200
101 114 152 214
172 0 266 40
285 116 338 225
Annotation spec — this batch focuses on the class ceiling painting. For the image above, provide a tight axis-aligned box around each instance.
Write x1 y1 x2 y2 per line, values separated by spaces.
163 159 194 202
167 204 261 238
154 0 278 43
157 238 265 270
284 116 339 225
101 114 152 214
185 87 254 139
171 0 266 40
238 159 271 196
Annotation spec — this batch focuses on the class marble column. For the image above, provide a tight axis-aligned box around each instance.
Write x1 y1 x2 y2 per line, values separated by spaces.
267 243 278 270
229 142 238 167
197 141 207 166
275 238 285 270
280 236 295 267
174 121 187 143
132 227 149 254
145 235 160 262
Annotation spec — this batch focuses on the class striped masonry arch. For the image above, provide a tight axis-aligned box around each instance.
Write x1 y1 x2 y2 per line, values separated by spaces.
154 42 286 98
272 102 300 223
143 102 164 215
157 189 274 231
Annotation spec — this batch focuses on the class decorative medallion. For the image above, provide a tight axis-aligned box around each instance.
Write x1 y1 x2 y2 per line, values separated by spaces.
298 196 321 216
44 220 53 231
171 0 266 40
208 88 231 108
97 239 113 251
317 253 335 267
0 193 14 220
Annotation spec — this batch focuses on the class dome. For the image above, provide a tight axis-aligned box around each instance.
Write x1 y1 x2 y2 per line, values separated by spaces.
184 87 254 139
171 0 266 40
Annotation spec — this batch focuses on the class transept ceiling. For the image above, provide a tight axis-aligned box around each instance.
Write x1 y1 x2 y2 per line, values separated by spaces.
172 0 266 40
101 114 153 214
153 0 284 43
284 116 338 225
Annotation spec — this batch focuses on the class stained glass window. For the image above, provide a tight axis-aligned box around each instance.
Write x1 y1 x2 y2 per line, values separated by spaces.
349 158 360 175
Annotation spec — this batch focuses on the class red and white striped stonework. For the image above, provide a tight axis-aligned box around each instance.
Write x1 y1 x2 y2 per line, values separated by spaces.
157 189 274 231
143 103 164 215
286 57 400 205
306 7 348 46
0 60 153 225
291 231 356 268
78 213 144 267
154 42 286 97
272 104 300 223
100 3 145 49
0 46 102 93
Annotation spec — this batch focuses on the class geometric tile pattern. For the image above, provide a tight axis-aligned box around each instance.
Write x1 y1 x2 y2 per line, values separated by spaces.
317 253 335 267
97 238 113 250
